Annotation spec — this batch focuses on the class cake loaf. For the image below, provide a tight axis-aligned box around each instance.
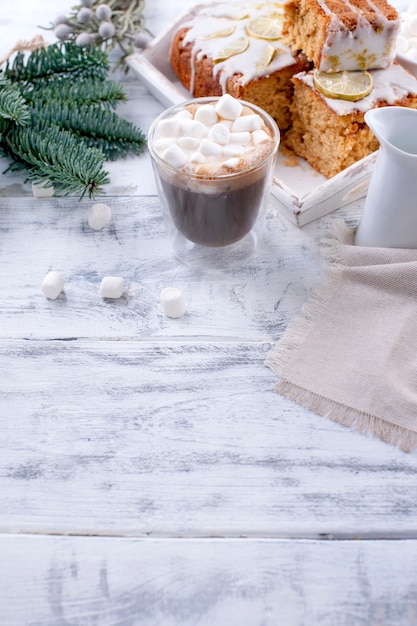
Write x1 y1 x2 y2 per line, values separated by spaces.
283 0 400 72
285 63 417 178
170 2 310 132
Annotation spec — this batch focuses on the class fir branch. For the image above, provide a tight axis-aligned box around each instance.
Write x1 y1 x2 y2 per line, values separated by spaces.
31 101 146 161
0 77 30 125
0 41 147 197
4 42 109 86
1 121 109 198
22 77 127 110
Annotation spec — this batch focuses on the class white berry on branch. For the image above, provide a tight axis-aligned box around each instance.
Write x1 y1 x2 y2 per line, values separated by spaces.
77 8 93 23
54 15 70 27
76 32 95 46
55 24 73 40
45 0 151 72
96 4 112 21
99 22 116 39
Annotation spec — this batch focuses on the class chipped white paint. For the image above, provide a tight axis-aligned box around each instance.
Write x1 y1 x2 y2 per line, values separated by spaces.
0 1 416 624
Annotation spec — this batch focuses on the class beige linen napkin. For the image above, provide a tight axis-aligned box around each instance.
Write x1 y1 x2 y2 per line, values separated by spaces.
266 220 417 452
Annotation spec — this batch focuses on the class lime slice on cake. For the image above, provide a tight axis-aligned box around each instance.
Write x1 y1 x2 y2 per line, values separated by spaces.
198 23 236 40
313 70 374 101
256 43 276 69
246 17 283 40
213 36 250 62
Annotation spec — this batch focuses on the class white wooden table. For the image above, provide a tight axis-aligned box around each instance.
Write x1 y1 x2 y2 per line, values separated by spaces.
1 2 417 624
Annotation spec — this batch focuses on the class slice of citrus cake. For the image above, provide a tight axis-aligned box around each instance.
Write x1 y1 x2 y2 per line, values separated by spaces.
283 0 400 72
170 2 310 132
284 63 417 178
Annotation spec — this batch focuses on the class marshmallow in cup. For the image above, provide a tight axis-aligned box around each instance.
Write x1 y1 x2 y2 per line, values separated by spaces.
148 94 280 267
151 94 275 180
397 0 417 74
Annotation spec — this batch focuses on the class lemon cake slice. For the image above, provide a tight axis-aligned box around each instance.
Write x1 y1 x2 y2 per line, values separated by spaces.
170 2 310 132
284 63 417 178
283 0 400 72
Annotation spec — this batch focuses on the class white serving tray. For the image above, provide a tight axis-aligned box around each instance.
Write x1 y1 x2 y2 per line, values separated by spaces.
127 5 375 226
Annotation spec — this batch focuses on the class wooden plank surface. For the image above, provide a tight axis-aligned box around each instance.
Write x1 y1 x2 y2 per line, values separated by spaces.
2 339 417 537
1 535 416 626
1 1 417 623
0 195 330 341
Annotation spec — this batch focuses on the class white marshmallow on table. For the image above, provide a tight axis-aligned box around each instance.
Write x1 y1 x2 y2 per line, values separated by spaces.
194 104 219 127
88 202 112 230
99 276 125 299
232 114 263 132
160 287 186 319
215 93 242 121
32 181 54 198
41 271 65 300
208 122 230 145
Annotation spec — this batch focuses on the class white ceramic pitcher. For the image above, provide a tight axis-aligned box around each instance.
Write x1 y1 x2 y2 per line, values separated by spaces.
355 106 417 248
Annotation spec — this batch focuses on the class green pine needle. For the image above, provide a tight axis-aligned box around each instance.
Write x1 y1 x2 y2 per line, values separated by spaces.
22 77 127 110
4 42 109 86
0 41 147 198
31 100 147 160
1 121 110 198
0 82 30 126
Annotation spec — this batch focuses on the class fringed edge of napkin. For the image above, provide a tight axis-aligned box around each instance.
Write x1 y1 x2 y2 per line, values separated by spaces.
265 220 417 452
275 380 417 452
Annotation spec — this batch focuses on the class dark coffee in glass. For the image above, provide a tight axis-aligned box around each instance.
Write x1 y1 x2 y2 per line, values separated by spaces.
148 96 279 267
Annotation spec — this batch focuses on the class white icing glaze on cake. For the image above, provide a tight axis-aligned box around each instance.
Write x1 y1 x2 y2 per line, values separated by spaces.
179 2 298 94
296 63 417 114
315 0 400 71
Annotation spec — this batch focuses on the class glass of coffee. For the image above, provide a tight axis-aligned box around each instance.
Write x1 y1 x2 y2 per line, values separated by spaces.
148 95 280 269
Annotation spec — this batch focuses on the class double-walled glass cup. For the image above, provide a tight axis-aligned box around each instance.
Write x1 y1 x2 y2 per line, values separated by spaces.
148 97 280 269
